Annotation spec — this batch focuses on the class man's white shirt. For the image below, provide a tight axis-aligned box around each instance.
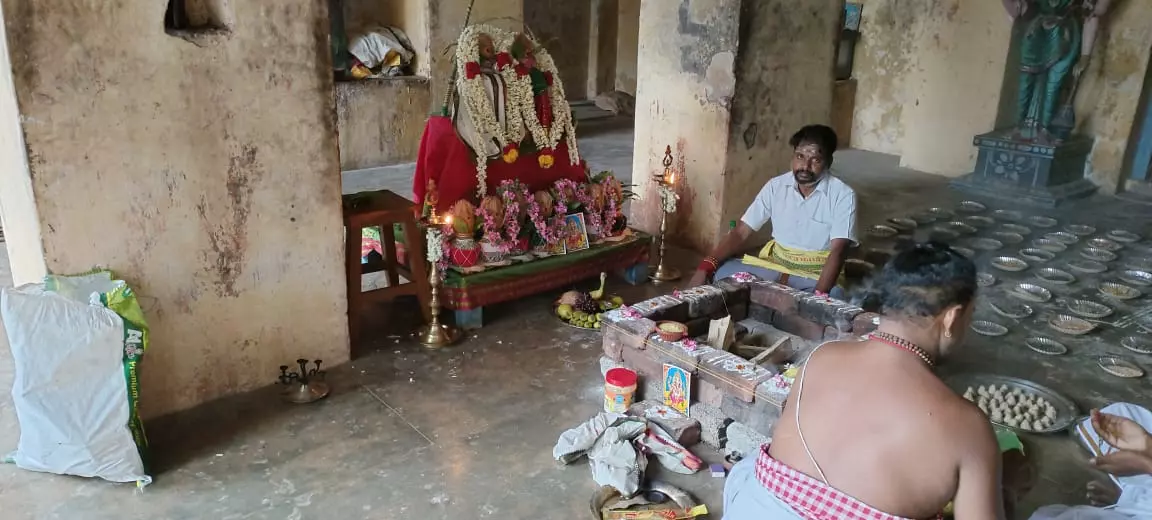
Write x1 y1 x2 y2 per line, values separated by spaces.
740 172 857 252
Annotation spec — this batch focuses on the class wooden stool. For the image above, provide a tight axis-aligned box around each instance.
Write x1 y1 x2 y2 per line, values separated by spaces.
343 190 431 346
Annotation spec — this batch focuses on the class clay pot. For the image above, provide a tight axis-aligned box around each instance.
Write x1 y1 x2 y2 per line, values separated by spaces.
451 238 481 267
655 321 688 342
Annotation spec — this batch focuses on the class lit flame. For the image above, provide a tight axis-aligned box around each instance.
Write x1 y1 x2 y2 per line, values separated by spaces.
668 172 676 185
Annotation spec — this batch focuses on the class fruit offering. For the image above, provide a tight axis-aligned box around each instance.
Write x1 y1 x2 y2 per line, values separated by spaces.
555 294 624 330
554 273 624 330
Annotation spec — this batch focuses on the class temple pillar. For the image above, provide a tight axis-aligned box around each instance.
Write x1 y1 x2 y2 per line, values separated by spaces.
630 0 842 253
615 0 640 95
523 0 591 100
587 0 619 98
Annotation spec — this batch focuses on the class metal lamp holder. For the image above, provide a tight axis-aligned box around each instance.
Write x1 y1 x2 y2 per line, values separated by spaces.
277 359 330 404
650 146 681 283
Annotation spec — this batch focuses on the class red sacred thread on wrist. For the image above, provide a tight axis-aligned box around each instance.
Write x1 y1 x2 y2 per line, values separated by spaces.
699 257 719 273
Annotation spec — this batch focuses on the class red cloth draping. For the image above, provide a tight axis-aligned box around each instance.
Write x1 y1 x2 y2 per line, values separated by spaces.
412 116 588 211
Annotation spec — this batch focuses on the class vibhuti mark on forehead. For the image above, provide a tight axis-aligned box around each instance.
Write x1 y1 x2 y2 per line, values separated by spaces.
796 143 821 157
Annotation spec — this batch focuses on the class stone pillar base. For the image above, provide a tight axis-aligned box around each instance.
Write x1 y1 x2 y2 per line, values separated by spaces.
950 130 1097 208
950 175 1097 208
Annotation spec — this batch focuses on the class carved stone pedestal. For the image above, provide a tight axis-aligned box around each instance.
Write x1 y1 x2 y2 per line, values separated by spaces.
950 130 1097 207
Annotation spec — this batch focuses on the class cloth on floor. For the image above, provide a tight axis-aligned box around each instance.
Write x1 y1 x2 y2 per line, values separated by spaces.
554 412 703 497
1029 403 1152 520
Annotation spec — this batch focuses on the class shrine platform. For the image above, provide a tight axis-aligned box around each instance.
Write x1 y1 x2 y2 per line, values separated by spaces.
443 233 652 329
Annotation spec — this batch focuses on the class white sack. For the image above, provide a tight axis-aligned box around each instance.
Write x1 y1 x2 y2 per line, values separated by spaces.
2 282 150 485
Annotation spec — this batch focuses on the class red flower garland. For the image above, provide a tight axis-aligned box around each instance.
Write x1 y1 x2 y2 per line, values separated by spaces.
496 52 513 70
465 62 481 79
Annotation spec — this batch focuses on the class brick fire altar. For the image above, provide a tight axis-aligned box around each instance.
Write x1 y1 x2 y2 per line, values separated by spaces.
600 276 880 458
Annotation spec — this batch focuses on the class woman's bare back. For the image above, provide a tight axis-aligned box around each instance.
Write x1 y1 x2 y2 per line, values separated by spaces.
769 340 1001 519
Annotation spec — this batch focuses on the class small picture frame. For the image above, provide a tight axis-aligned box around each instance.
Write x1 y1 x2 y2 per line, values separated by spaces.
562 213 590 253
662 364 691 417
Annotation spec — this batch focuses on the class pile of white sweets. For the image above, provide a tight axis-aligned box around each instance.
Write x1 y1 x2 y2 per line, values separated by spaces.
962 384 1057 431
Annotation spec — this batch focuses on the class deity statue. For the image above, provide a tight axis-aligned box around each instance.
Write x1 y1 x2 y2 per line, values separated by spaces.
1002 0 1112 144
450 25 577 194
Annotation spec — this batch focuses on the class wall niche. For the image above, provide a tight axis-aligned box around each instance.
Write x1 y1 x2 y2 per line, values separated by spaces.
165 0 234 42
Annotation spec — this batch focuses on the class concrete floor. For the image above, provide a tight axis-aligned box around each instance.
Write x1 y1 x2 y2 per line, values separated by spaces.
3 120 1152 518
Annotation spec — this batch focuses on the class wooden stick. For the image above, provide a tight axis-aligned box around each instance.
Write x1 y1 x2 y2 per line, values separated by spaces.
749 337 790 366
440 0 479 111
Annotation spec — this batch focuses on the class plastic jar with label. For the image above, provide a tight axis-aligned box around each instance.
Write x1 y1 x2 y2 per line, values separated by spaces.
603 367 638 413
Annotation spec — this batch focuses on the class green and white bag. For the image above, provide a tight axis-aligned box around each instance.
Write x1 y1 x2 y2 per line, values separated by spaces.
2 270 151 486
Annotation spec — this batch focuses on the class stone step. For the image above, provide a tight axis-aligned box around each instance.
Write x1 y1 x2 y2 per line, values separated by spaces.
570 100 615 121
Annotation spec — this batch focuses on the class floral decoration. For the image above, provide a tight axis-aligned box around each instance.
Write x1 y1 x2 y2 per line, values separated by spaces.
658 184 680 214
426 227 448 281
619 306 642 320
526 188 565 244
731 272 757 283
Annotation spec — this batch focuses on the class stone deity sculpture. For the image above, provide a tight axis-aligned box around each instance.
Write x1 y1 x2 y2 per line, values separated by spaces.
1001 0 1112 144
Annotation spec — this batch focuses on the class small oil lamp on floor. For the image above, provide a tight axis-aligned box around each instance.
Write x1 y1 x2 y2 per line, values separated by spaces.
278 359 329 404
418 213 462 348
650 146 682 284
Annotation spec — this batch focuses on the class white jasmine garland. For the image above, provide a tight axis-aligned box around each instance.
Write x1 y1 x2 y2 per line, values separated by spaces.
455 24 507 198
495 33 528 146
455 26 507 149
426 227 444 263
533 48 577 159
659 185 680 214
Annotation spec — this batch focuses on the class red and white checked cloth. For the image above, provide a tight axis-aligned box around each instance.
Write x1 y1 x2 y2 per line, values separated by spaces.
755 446 942 520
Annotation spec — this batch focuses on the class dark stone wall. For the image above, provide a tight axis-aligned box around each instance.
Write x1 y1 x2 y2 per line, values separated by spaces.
524 0 592 100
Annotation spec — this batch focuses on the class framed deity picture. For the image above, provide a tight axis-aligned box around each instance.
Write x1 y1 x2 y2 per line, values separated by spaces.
662 364 691 417
562 213 590 253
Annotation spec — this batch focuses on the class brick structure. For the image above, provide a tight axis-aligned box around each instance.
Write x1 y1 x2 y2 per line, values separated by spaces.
604 277 878 452
853 312 881 335
627 400 702 447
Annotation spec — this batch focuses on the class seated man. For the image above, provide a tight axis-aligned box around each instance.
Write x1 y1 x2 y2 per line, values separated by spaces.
723 242 1005 519
1030 404 1152 519
689 124 855 299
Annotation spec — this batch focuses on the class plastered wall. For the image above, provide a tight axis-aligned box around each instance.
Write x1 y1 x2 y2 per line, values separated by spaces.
850 0 1152 191
631 0 839 253
0 0 349 418
336 79 432 170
